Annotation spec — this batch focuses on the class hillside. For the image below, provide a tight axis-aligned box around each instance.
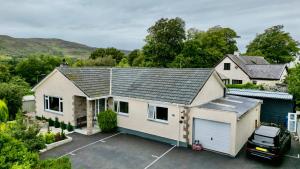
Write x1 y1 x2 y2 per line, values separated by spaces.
0 35 130 58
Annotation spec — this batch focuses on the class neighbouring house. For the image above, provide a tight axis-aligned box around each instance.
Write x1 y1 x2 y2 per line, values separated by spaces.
32 67 262 157
215 54 288 86
22 95 35 113
227 88 295 127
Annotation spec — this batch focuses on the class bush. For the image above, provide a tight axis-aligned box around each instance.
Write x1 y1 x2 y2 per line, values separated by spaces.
36 157 71 169
60 121 66 130
54 117 60 128
67 122 74 132
0 99 9 122
226 82 264 90
35 116 42 120
48 118 54 126
97 110 117 133
44 132 55 144
54 132 61 142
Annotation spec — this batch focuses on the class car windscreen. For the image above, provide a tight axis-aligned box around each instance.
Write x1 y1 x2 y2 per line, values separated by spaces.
253 134 274 146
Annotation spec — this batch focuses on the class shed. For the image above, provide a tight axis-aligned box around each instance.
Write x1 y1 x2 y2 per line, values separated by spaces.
227 89 295 126
22 95 35 113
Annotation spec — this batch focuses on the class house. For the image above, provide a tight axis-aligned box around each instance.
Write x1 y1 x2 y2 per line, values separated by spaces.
227 88 295 127
32 67 262 157
215 54 288 86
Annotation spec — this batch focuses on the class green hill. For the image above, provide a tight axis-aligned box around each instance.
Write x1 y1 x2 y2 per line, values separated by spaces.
0 35 130 59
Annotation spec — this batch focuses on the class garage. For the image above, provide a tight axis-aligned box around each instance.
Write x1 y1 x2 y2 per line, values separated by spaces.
190 95 262 156
193 118 231 154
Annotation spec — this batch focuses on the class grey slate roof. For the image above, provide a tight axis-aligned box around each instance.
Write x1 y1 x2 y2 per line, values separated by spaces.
226 54 286 80
112 68 213 105
199 95 261 118
245 64 286 80
227 88 293 100
57 67 110 98
57 67 214 105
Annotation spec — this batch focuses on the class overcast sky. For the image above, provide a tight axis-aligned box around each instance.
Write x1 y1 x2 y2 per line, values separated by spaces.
0 0 299 52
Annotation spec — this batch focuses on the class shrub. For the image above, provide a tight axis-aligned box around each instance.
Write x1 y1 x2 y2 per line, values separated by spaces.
226 82 264 90
36 157 71 169
97 109 117 133
60 121 66 130
44 132 55 144
0 99 9 123
54 117 60 128
67 122 74 132
35 116 42 120
54 132 61 142
48 118 54 126
61 130 66 140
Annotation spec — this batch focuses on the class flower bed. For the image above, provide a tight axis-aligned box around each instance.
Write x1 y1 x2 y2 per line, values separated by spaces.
39 132 72 153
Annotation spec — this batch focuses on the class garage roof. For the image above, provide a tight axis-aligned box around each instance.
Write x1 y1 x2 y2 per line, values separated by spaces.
227 88 293 100
199 95 261 118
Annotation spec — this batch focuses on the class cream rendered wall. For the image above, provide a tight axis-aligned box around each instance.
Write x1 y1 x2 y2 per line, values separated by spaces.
235 104 261 155
189 107 237 156
215 57 251 84
191 72 224 106
254 79 281 86
115 96 185 143
34 69 86 126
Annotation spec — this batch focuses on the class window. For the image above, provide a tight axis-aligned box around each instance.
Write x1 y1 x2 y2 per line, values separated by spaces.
114 100 129 115
222 79 230 85
148 105 168 122
252 80 257 85
232 79 243 84
44 95 63 113
224 63 231 70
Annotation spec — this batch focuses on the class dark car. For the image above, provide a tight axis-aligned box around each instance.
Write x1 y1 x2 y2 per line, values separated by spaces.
246 125 291 160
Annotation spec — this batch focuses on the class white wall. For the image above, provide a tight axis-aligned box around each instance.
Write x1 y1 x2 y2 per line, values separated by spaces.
191 72 224 106
34 69 86 125
115 96 185 143
215 57 251 84
235 104 261 155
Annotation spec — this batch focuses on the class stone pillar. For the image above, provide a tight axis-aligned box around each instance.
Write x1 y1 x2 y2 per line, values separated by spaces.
86 99 93 135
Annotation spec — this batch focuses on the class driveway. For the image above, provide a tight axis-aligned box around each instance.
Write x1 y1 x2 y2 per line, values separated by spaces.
40 132 300 169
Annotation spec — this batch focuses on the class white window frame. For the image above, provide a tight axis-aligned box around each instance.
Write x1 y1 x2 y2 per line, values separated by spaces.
94 98 107 120
147 104 168 123
44 95 63 114
288 113 297 132
113 100 129 116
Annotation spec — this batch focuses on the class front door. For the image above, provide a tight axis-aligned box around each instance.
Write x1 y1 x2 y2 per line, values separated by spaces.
94 98 107 121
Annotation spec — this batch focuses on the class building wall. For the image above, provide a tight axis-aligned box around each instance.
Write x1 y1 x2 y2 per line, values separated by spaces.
34 69 86 126
22 100 36 113
191 72 225 106
114 96 185 144
189 107 237 156
235 104 261 155
215 57 251 84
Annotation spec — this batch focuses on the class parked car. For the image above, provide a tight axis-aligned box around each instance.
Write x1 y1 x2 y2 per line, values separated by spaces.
246 125 291 160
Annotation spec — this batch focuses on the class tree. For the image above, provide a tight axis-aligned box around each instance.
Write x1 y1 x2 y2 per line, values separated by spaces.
15 55 62 86
171 26 239 68
143 17 186 67
90 48 125 63
0 99 9 122
128 49 140 66
74 56 116 67
117 58 130 67
0 64 10 82
287 65 300 100
246 25 300 63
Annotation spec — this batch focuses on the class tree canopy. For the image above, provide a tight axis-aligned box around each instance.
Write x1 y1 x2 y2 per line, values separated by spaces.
143 17 186 67
90 47 125 63
0 99 8 122
246 25 300 63
287 65 300 99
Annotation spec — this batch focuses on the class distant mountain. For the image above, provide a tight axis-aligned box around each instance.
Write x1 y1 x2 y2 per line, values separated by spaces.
0 35 130 58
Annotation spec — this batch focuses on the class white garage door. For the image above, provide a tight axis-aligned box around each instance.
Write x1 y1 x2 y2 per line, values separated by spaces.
194 118 231 154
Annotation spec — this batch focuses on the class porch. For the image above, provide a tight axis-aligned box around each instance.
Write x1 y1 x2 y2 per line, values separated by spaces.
73 95 112 135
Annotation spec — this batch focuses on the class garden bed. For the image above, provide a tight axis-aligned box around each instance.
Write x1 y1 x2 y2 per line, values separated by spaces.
39 136 72 153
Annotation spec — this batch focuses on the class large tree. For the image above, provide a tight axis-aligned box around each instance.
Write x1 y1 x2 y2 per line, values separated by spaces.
90 47 125 63
171 26 239 68
15 55 62 86
287 65 300 99
246 25 300 63
143 17 186 67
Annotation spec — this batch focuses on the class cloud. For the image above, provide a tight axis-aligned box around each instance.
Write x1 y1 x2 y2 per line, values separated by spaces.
0 0 299 51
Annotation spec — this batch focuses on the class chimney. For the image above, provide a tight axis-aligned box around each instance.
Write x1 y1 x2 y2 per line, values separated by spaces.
234 51 240 57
